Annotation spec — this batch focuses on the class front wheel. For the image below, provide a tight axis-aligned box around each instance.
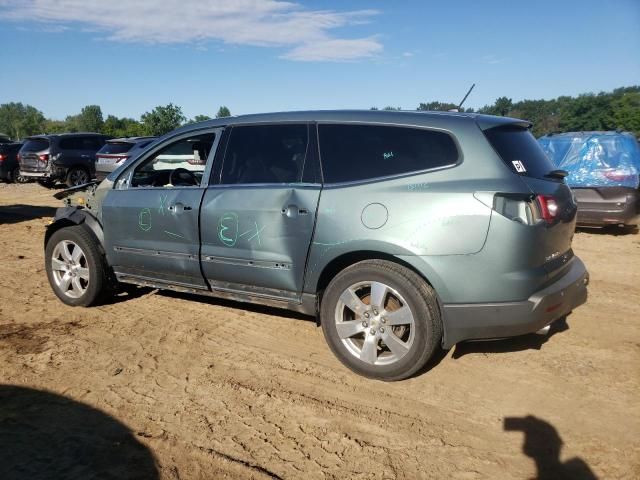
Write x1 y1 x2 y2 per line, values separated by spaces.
45 225 113 306
321 260 442 381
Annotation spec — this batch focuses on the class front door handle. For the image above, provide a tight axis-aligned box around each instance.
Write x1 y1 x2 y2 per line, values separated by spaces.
281 204 309 217
169 203 192 213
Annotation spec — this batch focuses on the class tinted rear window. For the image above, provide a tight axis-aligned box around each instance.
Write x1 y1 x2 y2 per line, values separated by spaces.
318 124 459 184
484 125 556 180
98 142 134 155
22 138 50 152
59 137 104 150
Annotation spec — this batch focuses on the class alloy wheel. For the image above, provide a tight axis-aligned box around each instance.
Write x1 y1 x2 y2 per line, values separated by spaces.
51 240 90 299
334 281 415 366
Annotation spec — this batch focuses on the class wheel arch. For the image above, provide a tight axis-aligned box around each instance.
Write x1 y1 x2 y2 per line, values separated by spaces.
45 207 105 254
311 249 444 310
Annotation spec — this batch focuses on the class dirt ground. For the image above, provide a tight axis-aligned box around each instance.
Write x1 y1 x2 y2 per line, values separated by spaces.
0 182 638 480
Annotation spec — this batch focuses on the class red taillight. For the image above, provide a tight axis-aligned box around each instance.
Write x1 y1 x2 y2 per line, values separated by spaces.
39 154 50 161
604 169 636 183
536 195 559 224
0 154 6 162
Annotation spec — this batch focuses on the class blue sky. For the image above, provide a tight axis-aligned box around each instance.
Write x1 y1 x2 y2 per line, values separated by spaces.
0 0 638 121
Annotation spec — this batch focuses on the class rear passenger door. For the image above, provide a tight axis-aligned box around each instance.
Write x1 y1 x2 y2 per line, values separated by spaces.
200 123 321 301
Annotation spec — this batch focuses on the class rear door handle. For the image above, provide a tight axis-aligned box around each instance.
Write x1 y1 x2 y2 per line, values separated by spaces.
281 204 309 217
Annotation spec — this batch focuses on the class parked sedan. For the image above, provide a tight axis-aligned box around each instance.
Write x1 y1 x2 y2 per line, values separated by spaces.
95 137 156 181
539 131 640 227
0 142 25 183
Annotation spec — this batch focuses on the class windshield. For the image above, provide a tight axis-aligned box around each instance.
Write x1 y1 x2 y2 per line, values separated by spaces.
539 133 640 189
484 125 557 180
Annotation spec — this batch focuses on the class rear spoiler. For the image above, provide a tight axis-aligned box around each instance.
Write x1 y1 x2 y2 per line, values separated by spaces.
475 115 532 131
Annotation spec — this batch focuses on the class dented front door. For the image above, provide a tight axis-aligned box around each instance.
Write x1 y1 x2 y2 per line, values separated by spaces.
199 185 321 300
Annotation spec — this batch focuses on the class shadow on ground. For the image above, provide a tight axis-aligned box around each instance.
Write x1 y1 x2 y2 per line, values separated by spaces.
0 385 159 480
577 225 638 236
158 289 315 323
452 317 569 359
0 204 57 224
505 415 598 479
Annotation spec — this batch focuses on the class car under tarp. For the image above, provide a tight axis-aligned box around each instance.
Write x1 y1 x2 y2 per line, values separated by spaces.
538 131 640 189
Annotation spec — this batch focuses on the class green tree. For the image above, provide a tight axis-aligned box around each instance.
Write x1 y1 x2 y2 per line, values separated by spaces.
609 91 640 136
140 103 186 136
42 119 69 134
185 114 212 125
417 101 460 111
0 102 46 139
103 115 144 138
215 106 231 118
76 105 104 132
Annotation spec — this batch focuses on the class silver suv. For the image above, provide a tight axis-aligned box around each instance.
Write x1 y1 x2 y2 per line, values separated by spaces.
45 111 588 380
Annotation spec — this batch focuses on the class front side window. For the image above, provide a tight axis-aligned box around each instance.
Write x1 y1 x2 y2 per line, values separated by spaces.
131 133 215 188
220 124 309 184
318 124 459 184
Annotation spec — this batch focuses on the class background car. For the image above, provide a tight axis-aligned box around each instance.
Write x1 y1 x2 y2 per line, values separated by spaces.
539 131 640 227
95 136 156 181
18 133 111 187
0 141 25 183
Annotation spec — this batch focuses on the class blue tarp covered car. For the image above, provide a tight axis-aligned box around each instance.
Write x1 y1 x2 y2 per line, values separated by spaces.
538 131 640 227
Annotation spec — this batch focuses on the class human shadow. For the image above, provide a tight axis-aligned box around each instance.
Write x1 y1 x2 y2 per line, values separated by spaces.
0 385 159 480
452 317 569 359
0 204 57 224
504 415 598 479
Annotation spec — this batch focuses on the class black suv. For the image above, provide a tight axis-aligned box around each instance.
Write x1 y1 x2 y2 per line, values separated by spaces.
0 142 24 183
19 133 110 187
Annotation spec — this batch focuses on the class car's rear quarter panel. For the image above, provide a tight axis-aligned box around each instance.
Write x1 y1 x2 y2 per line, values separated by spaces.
304 117 528 301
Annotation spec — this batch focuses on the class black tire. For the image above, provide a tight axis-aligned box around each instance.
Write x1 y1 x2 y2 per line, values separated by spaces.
45 225 114 307
66 167 90 188
320 260 442 381
9 167 26 184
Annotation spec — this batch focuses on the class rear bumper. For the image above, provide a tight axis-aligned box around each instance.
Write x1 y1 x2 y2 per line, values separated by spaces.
441 257 589 348
574 187 640 227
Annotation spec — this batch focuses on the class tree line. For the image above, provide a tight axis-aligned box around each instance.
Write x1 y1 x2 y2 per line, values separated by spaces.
1 86 638 141
384 85 639 138
0 103 231 140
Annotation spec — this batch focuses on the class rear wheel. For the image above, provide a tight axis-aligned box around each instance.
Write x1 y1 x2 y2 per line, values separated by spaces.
45 225 113 306
9 167 27 183
321 260 442 381
66 167 90 187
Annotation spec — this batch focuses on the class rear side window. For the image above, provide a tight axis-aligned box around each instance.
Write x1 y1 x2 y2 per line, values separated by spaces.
99 142 134 155
485 125 556 180
22 138 50 152
318 124 459 184
59 137 103 150
221 124 309 184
